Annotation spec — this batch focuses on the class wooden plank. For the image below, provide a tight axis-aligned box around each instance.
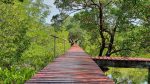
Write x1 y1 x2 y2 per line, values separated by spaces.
25 44 114 84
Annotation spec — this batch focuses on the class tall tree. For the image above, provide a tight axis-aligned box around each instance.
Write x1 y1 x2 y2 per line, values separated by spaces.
0 0 50 68
52 0 150 56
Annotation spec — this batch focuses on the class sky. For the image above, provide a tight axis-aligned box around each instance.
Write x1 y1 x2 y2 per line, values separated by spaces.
43 0 77 24
43 0 144 26
44 0 59 24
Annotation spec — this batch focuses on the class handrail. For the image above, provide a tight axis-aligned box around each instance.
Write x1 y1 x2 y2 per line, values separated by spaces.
50 35 67 41
50 34 68 57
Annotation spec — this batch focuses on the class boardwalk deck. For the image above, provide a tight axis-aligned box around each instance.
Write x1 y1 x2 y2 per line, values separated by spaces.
25 44 114 84
93 56 150 83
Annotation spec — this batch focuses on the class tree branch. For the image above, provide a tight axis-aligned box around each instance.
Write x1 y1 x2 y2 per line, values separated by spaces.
90 0 100 8
62 9 83 22
104 0 113 7
51 8 83 28
110 48 133 55
103 29 112 35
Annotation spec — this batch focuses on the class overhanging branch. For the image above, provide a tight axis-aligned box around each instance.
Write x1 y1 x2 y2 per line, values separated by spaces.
51 8 83 28
90 0 100 7
110 48 134 55
104 0 113 7
103 29 112 35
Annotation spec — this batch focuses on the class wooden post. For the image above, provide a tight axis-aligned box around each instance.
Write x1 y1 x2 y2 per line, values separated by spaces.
54 36 56 57
148 67 150 84
64 40 66 53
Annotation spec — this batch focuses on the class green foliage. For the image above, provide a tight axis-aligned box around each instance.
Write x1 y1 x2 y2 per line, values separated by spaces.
0 0 30 69
0 67 34 84
106 68 148 84
53 0 150 83
0 0 149 83
56 0 149 56
0 0 70 83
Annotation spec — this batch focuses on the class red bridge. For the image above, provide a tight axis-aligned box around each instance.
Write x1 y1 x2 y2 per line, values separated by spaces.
26 44 150 84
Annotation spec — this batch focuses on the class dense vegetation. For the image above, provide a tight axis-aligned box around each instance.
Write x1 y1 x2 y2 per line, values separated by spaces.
52 0 150 83
53 0 149 57
0 0 70 83
0 0 149 83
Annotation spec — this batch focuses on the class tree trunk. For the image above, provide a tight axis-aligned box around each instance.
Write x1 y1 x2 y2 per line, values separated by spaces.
106 34 114 56
106 21 118 56
99 33 105 56
98 2 105 56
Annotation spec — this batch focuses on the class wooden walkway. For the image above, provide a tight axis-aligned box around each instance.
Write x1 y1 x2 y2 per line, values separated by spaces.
25 44 114 84
93 56 150 83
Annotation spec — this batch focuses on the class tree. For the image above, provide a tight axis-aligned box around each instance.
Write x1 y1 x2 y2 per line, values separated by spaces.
0 0 50 68
1 0 23 4
52 0 150 56
0 0 71 83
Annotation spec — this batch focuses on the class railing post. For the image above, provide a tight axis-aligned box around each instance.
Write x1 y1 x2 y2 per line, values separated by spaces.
148 67 150 84
64 40 66 53
54 36 56 57
51 35 67 56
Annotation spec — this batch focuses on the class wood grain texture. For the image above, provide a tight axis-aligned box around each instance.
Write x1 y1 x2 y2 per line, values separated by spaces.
25 44 114 84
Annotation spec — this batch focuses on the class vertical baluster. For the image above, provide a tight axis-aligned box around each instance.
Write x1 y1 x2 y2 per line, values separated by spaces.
148 67 150 84
54 36 56 57
64 40 66 53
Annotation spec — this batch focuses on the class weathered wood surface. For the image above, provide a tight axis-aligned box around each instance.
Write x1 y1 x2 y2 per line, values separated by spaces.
93 57 150 68
25 44 114 84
